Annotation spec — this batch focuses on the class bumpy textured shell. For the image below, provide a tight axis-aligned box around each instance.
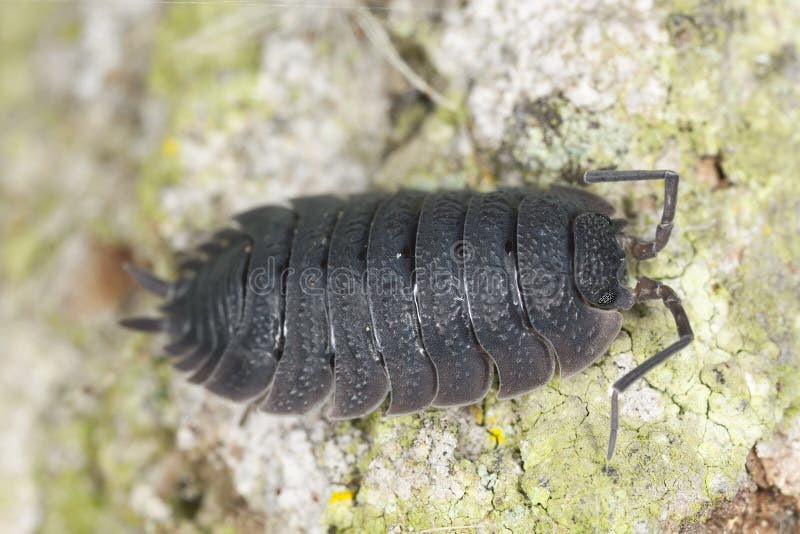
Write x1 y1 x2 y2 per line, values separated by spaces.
159 186 623 418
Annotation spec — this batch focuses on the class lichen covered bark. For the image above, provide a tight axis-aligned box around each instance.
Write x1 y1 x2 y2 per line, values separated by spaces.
1 1 799 533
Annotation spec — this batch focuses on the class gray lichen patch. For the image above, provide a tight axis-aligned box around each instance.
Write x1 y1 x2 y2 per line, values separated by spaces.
143 3 393 252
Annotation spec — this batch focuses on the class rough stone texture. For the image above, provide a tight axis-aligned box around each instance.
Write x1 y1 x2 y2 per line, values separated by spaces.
1 1 799 533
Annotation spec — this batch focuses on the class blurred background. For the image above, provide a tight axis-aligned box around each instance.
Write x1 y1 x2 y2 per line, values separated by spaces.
1 1 799 532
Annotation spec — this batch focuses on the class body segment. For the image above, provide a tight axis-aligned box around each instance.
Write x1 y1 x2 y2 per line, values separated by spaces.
415 191 493 406
463 190 554 398
204 207 295 401
261 196 343 414
327 194 390 418
516 197 622 376
366 192 438 414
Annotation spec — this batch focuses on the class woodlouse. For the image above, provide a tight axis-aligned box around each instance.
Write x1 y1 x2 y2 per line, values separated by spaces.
122 170 694 461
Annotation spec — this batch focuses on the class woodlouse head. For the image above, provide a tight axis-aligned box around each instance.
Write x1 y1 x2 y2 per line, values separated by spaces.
572 212 634 311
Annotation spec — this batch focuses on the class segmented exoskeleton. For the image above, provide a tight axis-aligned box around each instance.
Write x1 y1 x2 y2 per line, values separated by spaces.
122 170 693 461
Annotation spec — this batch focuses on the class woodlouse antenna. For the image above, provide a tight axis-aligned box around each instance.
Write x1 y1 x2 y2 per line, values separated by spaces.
584 170 693 462
584 169 679 260
606 277 694 462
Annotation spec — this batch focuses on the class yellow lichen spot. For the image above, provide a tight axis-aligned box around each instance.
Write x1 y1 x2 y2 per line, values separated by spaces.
162 137 179 156
469 404 484 425
489 427 505 445
763 225 772 236
328 490 354 505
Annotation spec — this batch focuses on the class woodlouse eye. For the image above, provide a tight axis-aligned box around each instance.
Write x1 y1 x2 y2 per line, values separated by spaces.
597 291 615 306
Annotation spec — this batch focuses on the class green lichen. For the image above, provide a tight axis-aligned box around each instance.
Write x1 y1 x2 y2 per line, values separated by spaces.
375 107 479 192
0 3 53 107
507 96 635 185
0 6 64 283
35 347 174 533
136 3 265 235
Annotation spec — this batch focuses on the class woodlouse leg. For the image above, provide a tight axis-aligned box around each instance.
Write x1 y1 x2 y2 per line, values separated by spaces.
606 276 694 462
583 170 679 260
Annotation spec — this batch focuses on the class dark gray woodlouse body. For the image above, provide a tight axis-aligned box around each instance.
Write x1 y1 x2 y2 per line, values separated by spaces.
122 170 694 461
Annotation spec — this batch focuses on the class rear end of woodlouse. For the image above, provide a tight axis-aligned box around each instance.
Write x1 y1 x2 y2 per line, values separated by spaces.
122 169 694 461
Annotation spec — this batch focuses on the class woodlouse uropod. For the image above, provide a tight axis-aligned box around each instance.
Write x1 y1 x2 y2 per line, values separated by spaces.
121 170 694 461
